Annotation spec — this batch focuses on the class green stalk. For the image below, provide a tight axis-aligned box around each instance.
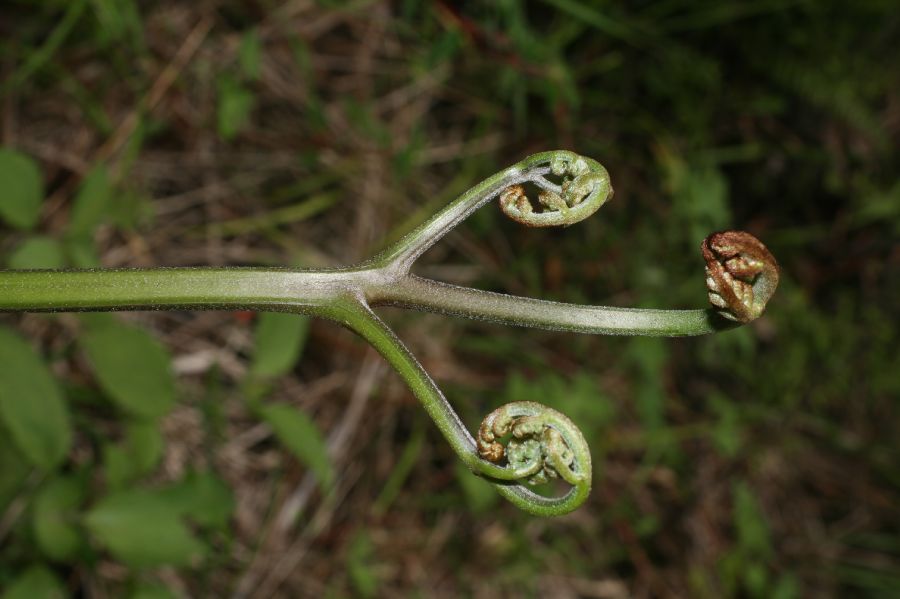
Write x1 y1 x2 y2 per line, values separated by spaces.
0 267 359 314
370 275 733 336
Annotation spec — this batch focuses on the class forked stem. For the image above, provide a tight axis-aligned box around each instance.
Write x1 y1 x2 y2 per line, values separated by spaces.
0 150 779 516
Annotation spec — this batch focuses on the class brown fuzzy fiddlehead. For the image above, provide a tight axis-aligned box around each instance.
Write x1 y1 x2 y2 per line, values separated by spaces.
702 230 780 323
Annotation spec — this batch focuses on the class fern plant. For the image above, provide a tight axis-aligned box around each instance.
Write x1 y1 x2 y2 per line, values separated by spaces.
0 150 778 516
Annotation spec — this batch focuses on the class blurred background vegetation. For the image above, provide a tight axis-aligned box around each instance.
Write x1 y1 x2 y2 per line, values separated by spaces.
0 1 898 597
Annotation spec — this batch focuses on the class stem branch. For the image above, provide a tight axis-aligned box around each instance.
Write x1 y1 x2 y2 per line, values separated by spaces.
371 275 734 336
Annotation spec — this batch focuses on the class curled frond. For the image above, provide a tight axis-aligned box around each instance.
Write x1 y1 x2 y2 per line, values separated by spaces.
499 151 613 227
702 230 780 323
476 401 591 491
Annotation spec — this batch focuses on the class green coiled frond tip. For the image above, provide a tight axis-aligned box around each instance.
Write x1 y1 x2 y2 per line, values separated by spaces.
499 151 613 227
476 401 591 509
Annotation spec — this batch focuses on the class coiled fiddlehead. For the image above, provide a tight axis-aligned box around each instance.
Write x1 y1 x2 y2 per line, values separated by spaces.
499 151 613 227
702 231 780 323
477 401 591 490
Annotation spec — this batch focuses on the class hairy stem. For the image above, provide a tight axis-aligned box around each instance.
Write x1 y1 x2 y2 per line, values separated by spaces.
371 275 735 336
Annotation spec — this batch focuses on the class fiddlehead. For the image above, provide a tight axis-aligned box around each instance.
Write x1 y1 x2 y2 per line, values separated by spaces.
476 401 591 490
499 151 613 227
702 231 780 323
370 150 613 273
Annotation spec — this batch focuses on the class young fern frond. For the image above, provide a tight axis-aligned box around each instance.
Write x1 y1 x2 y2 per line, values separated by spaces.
498 151 612 227
0 150 779 516
702 231 780 323
477 402 591 487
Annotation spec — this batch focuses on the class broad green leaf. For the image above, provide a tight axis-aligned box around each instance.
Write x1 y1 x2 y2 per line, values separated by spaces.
33 474 87 561
158 471 234 529
68 165 112 238
6 236 66 269
0 566 65 599
0 149 43 230
81 321 176 419
259 404 333 491
0 327 71 469
250 312 310 379
85 489 205 567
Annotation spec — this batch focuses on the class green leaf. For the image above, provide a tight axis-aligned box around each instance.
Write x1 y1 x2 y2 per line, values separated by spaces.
158 471 234 529
0 149 43 230
0 566 65 599
0 327 71 469
32 474 87 561
6 236 66 269
81 321 176 419
85 488 206 567
250 312 310 379
68 165 112 238
259 404 333 491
